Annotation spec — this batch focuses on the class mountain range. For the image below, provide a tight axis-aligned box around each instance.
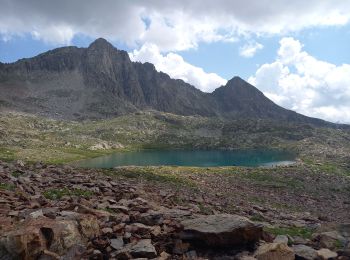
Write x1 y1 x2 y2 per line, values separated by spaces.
0 38 336 127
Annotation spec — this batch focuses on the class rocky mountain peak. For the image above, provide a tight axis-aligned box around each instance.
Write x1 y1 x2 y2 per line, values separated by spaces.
88 37 115 50
226 76 245 85
0 38 335 127
225 76 256 91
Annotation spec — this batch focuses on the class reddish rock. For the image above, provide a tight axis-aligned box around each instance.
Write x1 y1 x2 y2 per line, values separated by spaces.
0 217 83 258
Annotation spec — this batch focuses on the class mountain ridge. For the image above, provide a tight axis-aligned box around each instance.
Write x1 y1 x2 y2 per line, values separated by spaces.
0 38 342 127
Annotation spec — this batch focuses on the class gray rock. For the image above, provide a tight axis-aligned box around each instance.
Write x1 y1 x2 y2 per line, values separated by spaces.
129 239 157 258
292 244 318 260
110 237 124 251
181 214 263 247
137 211 164 226
273 235 289 245
29 209 44 219
316 248 337 259
313 231 346 250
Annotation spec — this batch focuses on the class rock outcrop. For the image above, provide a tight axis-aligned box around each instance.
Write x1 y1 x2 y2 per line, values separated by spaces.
181 214 263 247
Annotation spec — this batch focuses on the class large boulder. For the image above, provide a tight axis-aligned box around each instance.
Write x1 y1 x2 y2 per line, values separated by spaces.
292 244 318 260
316 248 338 259
181 214 263 247
113 239 157 259
129 239 157 258
313 231 346 250
0 216 85 259
254 242 295 260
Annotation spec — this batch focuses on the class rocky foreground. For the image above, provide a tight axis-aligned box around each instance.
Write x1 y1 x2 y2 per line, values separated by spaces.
0 160 349 259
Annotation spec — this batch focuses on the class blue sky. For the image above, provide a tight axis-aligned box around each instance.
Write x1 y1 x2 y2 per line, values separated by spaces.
1 0 350 122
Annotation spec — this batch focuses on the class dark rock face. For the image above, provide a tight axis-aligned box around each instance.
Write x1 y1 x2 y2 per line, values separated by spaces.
0 38 333 126
180 214 263 247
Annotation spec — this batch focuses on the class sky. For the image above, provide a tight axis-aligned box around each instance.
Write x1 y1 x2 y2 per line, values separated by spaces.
0 1 350 123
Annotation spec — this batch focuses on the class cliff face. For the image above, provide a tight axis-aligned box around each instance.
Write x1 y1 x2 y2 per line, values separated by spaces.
0 38 332 126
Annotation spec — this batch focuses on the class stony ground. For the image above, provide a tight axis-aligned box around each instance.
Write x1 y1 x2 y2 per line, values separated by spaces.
1 160 350 259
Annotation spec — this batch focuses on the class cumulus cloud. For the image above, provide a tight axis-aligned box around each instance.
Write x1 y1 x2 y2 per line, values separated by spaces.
1 0 350 49
239 42 263 58
249 37 350 123
129 43 227 92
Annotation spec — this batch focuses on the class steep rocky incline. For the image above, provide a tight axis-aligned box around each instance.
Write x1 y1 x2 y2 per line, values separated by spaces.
1 160 350 259
0 38 336 127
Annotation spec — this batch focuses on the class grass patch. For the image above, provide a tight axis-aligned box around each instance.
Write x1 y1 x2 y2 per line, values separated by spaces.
0 182 15 191
247 195 266 204
43 188 93 200
264 226 313 239
0 147 16 161
198 203 212 215
250 214 266 222
105 167 196 187
11 171 22 178
238 170 304 190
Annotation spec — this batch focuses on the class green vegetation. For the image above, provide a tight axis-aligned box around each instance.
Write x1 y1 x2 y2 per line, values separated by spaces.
237 169 305 190
104 167 196 187
43 188 93 200
0 147 15 162
334 239 344 249
0 182 15 191
250 214 266 222
198 203 212 215
264 226 313 239
11 171 22 178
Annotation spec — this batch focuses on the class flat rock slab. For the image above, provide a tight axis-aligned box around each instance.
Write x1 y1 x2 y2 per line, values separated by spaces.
292 244 318 260
181 214 263 247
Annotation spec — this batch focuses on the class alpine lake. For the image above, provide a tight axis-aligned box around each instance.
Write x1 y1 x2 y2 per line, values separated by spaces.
74 149 296 168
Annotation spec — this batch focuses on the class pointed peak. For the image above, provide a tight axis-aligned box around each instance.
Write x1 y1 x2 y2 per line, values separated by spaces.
226 76 246 85
88 38 114 50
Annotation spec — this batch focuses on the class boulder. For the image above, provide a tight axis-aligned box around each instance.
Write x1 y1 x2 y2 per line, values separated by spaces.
273 235 289 245
0 217 84 259
181 214 262 247
129 239 157 258
125 223 153 236
136 210 164 226
313 231 346 250
317 248 338 259
110 237 124 251
254 242 294 260
292 244 318 260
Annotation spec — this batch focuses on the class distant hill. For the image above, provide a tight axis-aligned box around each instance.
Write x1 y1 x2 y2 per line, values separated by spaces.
0 38 340 127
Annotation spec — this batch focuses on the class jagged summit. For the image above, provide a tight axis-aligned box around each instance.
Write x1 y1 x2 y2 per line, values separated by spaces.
0 38 335 127
88 37 115 50
226 76 245 85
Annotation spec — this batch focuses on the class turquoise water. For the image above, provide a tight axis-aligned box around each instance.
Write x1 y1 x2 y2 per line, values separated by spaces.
74 149 296 168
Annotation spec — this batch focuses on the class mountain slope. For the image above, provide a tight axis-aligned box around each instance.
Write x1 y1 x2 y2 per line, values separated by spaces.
0 38 335 126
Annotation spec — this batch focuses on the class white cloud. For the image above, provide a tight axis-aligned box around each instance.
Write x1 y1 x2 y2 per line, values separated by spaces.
249 37 350 123
1 1 350 50
129 43 227 92
31 25 74 45
239 42 263 58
